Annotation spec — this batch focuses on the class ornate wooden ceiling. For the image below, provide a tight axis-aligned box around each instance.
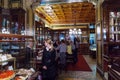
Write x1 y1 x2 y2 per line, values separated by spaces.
35 2 95 26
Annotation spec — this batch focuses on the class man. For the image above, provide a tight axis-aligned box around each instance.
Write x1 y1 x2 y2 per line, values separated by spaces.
25 42 33 68
56 40 67 70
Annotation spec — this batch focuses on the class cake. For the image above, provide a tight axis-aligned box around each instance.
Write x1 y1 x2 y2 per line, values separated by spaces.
0 70 15 80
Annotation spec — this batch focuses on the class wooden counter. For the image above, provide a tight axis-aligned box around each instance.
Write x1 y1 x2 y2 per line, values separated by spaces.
79 43 89 54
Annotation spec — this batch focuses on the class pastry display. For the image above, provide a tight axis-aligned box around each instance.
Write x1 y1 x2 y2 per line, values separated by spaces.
0 70 15 80
16 68 35 76
6 54 12 59
15 68 35 80
15 77 22 80
0 54 13 61
0 54 8 65
0 49 3 53
0 54 13 66
15 76 26 80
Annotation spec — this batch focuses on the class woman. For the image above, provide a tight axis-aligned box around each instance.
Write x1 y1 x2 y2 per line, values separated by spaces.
66 41 72 55
42 39 56 80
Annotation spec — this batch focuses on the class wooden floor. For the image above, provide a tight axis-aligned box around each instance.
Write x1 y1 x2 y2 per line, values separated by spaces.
57 55 103 80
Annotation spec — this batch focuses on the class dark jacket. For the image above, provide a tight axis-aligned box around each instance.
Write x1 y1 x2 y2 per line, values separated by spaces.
25 47 33 64
42 48 56 79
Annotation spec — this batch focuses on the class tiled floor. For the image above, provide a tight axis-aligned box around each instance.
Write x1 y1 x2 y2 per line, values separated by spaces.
57 55 103 80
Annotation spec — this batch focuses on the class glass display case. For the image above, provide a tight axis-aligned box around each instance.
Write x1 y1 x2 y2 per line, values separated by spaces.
89 44 96 51
0 34 33 68
89 24 95 45
89 44 96 58
103 11 120 57
109 12 120 42
0 8 10 34
35 21 45 44
0 8 25 35
10 8 25 35
101 1 120 79
52 30 68 41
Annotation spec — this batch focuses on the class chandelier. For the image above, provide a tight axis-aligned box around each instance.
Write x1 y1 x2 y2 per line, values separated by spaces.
69 10 82 35
69 28 82 35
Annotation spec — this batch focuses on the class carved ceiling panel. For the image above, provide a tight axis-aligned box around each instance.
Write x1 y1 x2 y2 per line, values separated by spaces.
35 2 95 26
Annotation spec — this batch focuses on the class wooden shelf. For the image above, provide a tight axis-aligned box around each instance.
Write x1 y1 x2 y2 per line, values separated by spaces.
0 34 33 38
0 34 34 42
108 66 120 80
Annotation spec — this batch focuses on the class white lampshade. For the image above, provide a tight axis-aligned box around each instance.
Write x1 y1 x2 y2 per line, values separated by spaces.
69 28 82 35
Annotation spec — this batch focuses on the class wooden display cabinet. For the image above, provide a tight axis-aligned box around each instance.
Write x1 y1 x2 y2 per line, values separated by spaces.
10 8 25 34
0 8 25 35
103 5 120 71
79 43 89 54
99 0 120 79
35 21 45 44
52 30 68 41
44 27 51 39
0 34 34 68
0 8 11 34
108 66 120 80
35 20 53 45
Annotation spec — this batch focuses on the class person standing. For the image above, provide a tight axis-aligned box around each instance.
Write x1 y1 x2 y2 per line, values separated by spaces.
66 41 72 55
25 42 33 68
74 37 79 63
53 40 60 60
57 39 67 70
42 39 56 80
71 41 76 63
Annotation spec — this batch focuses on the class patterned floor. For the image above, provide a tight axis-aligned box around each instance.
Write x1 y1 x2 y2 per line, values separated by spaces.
57 55 103 80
